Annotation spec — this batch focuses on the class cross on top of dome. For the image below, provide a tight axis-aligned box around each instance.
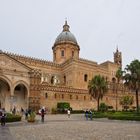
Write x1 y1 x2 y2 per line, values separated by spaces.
63 20 70 32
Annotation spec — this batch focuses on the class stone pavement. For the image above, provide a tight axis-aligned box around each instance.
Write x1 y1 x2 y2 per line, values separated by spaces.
0 114 140 140
0 126 14 140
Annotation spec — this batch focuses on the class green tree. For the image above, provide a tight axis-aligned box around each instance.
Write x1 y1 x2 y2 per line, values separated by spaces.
124 59 140 113
120 95 134 111
88 75 108 111
115 68 124 111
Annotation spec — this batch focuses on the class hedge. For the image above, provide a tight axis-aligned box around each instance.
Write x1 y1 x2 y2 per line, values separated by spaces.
90 111 140 121
0 113 22 123
108 115 140 121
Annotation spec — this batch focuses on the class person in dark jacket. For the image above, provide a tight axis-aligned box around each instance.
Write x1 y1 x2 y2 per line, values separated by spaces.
41 108 45 122
85 109 89 120
25 109 28 120
1 111 6 126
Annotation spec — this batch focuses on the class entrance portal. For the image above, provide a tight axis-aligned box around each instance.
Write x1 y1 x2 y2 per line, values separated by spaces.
0 78 11 111
13 84 28 111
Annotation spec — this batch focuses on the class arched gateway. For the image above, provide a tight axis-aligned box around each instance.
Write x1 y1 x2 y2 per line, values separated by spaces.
0 77 29 111
0 77 11 111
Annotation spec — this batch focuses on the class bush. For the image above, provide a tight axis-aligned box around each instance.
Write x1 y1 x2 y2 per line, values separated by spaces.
107 111 140 121
57 102 70 113
57 102 70 109
99 103 108 112
0 113 22 123
108 115 140 121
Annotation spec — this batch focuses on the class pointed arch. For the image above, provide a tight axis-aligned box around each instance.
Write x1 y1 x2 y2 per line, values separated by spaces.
0 75 12 90
13 80 29 97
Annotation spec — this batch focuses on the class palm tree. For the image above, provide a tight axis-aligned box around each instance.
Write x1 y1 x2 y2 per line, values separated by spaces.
88 75 108 111
115 68 124 111
124 59 140 113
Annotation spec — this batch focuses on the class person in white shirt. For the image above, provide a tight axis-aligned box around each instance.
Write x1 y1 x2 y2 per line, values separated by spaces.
67 109 71 118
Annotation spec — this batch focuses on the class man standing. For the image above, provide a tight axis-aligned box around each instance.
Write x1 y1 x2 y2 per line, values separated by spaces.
41 107 45 122
1 109 6 126
67 109 71 118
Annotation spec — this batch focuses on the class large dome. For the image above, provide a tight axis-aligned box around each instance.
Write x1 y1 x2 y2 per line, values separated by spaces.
54 21 78 46
54 31 78 45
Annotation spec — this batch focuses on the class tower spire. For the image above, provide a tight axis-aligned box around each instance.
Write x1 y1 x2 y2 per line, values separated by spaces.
116 44 119 52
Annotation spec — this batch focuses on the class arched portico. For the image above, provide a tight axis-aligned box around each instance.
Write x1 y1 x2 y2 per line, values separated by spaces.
0 76 11 111
13 81 29 111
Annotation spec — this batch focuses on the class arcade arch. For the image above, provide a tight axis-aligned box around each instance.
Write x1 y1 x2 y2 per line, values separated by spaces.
13 81 29 111
0 77 11 111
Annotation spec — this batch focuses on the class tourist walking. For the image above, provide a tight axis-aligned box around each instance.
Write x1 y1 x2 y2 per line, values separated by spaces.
67 109 71 118
41 107 45 122
25 109 28 120
0 109 2 123
21 107 24 116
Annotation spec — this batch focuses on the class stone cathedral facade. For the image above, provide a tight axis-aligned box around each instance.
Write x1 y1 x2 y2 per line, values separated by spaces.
0 21 126 112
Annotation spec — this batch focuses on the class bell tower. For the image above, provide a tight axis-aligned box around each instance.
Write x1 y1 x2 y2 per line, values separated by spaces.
114 47 122 68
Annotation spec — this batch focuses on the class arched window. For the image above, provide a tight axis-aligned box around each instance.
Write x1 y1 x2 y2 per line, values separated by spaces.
45 93 48 99
61 50 65 57
51 76 54 84
64 75 66 84
76 95 78 100
72 51 74 57
84 74 88 82
112 77 116 83
54 93 57 99
70 95 72 99
62 94 64 99
84 96 86 100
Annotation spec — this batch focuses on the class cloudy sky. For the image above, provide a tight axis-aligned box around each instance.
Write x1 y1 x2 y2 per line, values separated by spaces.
0 0 140 68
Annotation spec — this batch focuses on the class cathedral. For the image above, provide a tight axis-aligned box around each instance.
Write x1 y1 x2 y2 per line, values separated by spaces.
0 21 124 112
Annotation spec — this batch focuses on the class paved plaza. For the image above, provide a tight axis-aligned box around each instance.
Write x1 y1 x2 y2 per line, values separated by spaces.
0 114 140 140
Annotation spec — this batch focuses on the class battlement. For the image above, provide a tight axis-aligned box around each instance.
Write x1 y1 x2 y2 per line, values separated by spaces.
2 50 61 67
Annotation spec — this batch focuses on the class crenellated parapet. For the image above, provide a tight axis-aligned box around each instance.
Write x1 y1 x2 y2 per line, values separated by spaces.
3 51 61 68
